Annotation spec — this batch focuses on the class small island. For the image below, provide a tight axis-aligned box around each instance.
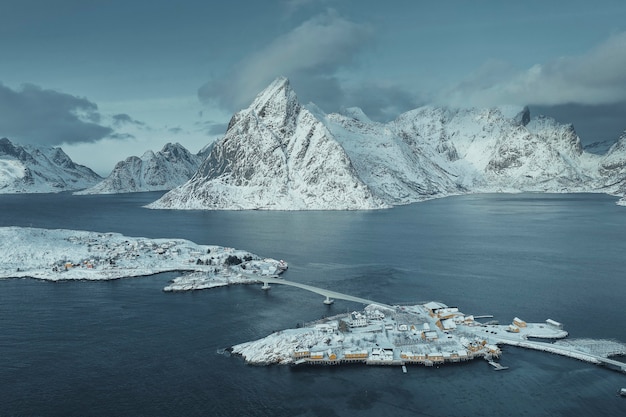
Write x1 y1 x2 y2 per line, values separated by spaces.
0 226 287 290
232 300 626 374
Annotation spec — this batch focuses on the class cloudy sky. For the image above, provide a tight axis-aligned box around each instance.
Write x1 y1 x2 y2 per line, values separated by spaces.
2 0 626 175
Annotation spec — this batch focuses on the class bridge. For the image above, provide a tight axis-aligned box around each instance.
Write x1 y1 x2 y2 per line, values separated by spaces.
499 339 626 373
258 276 393 309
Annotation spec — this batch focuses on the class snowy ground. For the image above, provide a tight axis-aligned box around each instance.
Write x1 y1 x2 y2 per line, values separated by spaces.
232 302 626 372
0 227 286 290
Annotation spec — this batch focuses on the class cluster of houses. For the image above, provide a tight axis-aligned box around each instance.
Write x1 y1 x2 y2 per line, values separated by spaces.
290 302 503 367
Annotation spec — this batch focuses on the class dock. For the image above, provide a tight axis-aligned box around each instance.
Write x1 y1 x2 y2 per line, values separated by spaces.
488 360 509 371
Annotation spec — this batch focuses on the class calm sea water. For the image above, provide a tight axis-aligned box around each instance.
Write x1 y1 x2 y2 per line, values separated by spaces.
1 192 625 416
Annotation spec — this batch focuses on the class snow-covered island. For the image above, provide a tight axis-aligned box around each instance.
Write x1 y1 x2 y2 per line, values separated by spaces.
0 227 287 291
232 302 626 373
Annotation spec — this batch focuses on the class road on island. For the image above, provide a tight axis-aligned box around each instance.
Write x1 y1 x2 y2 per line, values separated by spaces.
258 276 393 309
498 338 626 372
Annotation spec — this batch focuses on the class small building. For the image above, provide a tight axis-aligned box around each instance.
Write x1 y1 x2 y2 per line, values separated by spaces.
427 352 444 363
315 322 338 333
309 352 324 360
437 307 459 319
367 310 385 320
349 312 368 328
424 331 438 341
513 317 527 328
486 344 501 356
423 301 447 312
370 348 394 361
344 350 368 360
546 319 563 329
441 318 457 330
293 350 310 359
507 324 520 333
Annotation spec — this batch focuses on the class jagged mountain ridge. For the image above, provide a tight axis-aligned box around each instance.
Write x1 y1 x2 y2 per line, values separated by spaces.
0 138 102 193
149 77 386 210
148 77 624 210
76 142 205 195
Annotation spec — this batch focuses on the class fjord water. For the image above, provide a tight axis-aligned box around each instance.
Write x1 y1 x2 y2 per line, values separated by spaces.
1 192 625 416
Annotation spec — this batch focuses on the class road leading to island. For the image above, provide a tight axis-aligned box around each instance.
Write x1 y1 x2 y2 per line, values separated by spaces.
259 277 393 309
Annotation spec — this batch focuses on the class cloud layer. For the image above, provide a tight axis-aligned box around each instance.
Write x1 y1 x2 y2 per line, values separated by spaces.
0 83 112 145
198 12 372 111
439 31 626 108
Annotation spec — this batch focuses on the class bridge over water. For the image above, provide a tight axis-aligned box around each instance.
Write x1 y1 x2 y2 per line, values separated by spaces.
499 339 626 373
258 277 393 309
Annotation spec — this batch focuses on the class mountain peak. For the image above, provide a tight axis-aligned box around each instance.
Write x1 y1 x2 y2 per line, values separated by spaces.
341 107 373 124
250 76 300 122
0 139 101 193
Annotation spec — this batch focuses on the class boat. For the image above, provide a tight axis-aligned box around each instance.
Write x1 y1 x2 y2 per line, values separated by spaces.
620 388 626 397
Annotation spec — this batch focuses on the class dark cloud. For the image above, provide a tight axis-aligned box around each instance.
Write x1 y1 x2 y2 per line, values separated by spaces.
206 122 229 136
112 113 145 127
343 82 423 122
285 75 421 122
194 120 229 136
198 11 372 112
197 11 420 122
108 132 135 140
0 82 112 145
530 101 626 144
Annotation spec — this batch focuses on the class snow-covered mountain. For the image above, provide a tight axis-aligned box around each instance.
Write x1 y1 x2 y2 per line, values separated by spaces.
148 77 626 210
598 131 626 205
0 137 102 193
148 77 386 210
76 143 205 194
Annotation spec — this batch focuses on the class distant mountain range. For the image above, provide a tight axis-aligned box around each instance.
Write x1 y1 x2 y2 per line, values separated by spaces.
0 137 101 193
149 77 626 209
2 77 625 207
76 143 207 195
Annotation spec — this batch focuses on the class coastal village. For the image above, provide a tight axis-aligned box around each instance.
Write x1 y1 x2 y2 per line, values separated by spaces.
0 227 287 288
2 226 625 375
233 300 626 374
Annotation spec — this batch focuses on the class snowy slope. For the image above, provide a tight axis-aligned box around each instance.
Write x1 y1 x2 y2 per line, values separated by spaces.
76 142 204 194
147 77 626 210
321 107 462 205
0 137 102 193
599 132 626 205
149 77 386 210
